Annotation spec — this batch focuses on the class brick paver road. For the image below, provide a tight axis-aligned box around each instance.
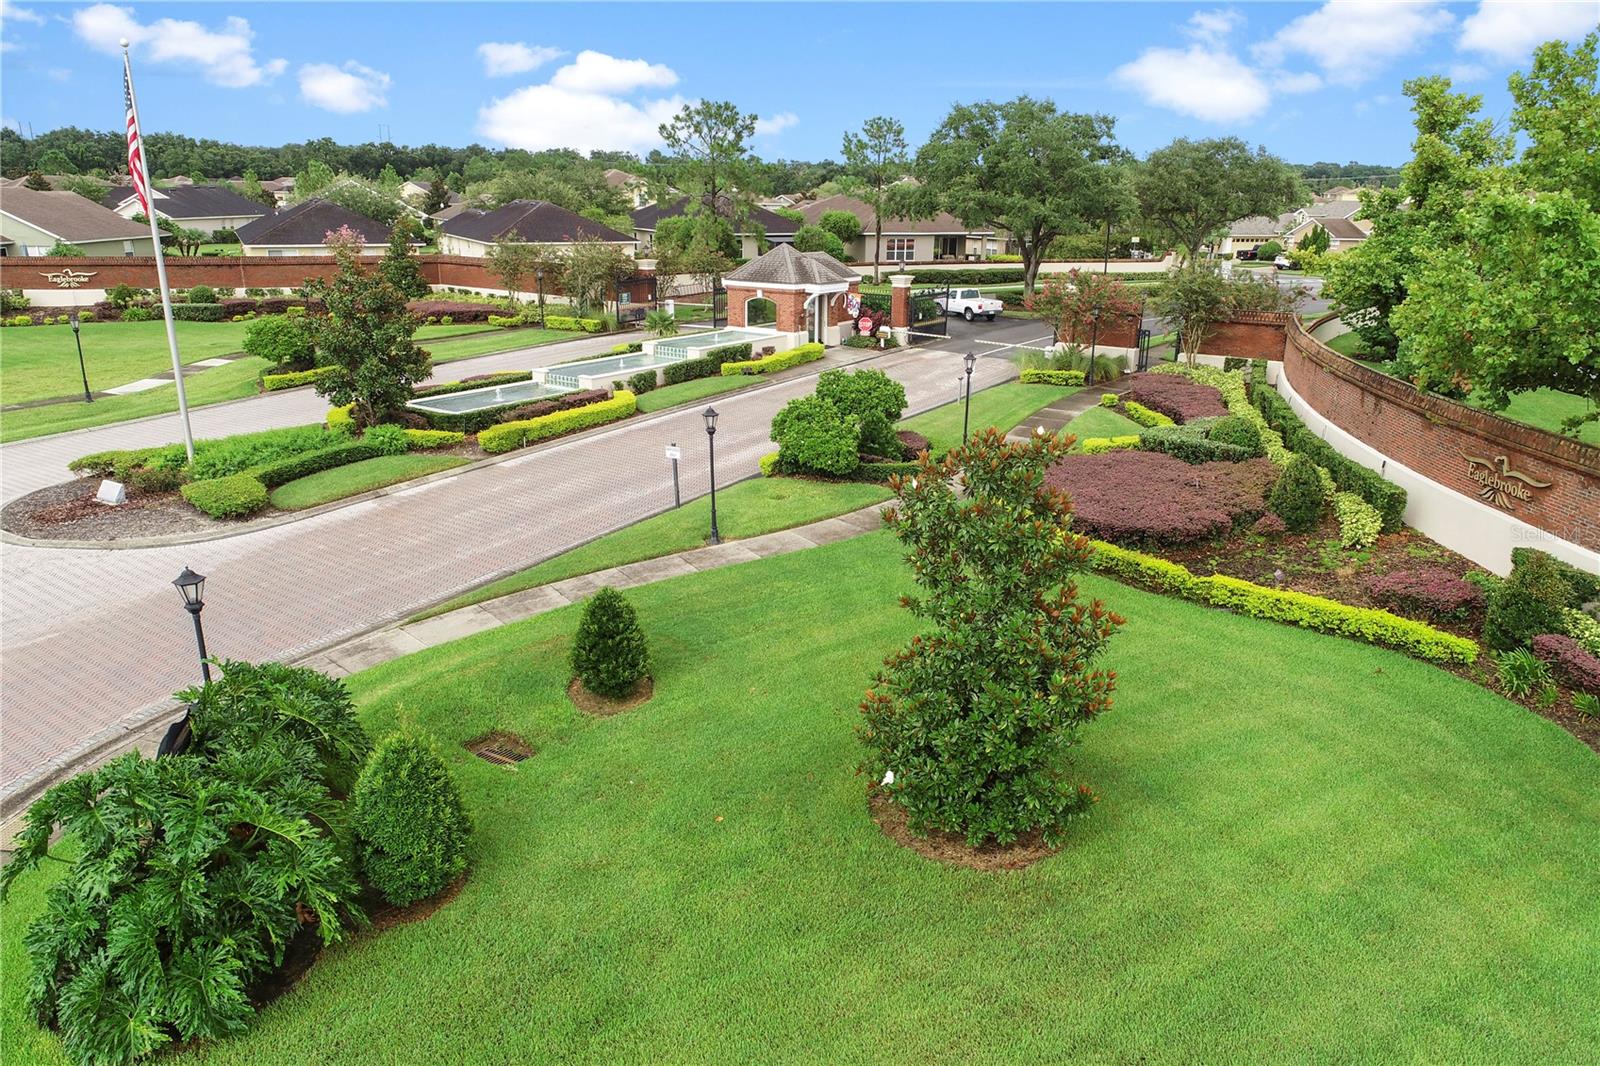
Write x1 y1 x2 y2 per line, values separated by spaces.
0 343 1023 801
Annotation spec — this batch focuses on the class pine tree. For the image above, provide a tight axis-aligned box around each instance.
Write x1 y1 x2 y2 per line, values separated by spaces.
570 588 650 697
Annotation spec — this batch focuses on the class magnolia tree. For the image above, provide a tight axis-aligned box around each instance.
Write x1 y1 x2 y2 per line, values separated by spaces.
1025 271 1141 346
860 428 1122 847
304 227 429 427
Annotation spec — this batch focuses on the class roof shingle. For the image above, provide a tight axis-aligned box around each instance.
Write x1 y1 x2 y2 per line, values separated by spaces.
102 184 268 222
795 194 992 235
234 199 393 247
439 200 633 245
631 196 798 236
0 188 152 242
724 243 856 287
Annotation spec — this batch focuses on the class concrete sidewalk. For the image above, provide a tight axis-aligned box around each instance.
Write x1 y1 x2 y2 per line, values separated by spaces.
1008 379 1130 441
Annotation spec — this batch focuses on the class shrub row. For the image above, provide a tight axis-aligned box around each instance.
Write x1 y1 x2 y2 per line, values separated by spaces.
410 384 602 434
663 342 749 385
1079 435 1142 454
722 342 825 376
1135 426 1252 464
1252 383 1407 531
404 428 464 449
1122 400 1175 428
1124 372 1229 423
843 333 899 349
1152 364 1292 465
1089 540 1479 665
411 370 531 399
544 314 605 333
261 364 338 391
1019 368 1085 386
250 439 389 489
478 391 637 454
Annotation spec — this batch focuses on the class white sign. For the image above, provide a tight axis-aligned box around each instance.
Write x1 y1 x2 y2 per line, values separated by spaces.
95 479 126 506
664 444 682 461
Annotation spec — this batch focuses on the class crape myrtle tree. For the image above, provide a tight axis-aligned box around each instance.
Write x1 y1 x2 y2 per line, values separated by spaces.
1150 264 1300 366
487 237 539 301
914 97 1126 295
561 236 635 319
860 428 1123 847
841 115 910 280
1025 271 1141 346
1132 137 1303 263
303 226 430 427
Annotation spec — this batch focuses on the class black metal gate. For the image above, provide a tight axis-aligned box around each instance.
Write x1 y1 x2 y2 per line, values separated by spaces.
908 284 949 339
1136 328 1152 372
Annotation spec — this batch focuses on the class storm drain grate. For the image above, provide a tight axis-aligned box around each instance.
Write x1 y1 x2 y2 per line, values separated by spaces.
467 732 533 766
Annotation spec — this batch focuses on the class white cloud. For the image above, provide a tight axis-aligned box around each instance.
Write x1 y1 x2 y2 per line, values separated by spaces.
477 41 563 77
1277 71 1324 93
1448 62 1490 82
1459 0 1598 62
478 84 684 152
1185 8 1244 44
2 1 45 25
548 50 678 93
298 61 390 113
47 66 70 81
1113 44 1271 122
756 111 798 136
1254 0 1455 86
72 4 286 88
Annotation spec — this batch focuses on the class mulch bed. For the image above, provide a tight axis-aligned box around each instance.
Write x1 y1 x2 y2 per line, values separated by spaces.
1 479 223 541
869 792 1057 871
568 676 653 716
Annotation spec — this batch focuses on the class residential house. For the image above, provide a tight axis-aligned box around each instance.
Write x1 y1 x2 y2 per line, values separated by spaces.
234 199 396 256
101 184 267 236
604 168 653 209
1220 212 1298 257
795 194 1000 263
631 196 799 260
757 193 802 211
1222 200 1372 256
436 200 636 257
0 188 157 256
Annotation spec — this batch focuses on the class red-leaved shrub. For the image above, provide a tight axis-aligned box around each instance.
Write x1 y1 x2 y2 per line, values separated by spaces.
406 300 500 323
1045 451 1278 544
1531 634 1600 694
495 388 610 424
896 430 931 457
1252 512 1287 536
1123 373 1228 423
1366 567 1485 623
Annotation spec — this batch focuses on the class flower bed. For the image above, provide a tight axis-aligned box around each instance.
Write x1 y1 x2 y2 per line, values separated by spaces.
1123 372 1228 423
1045 451 1278 545
478 391 637 454
721 343 825 376
1366 567 1485 624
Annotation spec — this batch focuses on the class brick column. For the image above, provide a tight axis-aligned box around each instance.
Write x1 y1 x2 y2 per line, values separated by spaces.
725 284 748 327
889 273 913 344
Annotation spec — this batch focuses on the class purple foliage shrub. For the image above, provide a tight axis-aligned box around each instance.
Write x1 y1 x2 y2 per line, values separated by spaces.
1123 373 1228 423
1531 634 1600 694
1366 568 1485 623
1045 451 1278 545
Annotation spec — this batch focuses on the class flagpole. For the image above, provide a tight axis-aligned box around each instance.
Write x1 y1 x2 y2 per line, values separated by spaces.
122 39 196 462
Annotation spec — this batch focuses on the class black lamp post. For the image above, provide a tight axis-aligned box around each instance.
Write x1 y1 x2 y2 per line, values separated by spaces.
534 268 546 323
703 407 721 545
962 351 976 441
1088 308 1102 361
173 567 211 683
69 310 92 403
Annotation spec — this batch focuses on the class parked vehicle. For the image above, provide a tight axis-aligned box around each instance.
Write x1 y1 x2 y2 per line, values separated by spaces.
1273 255 1293 269
934 288 1003 322
1236 248 1258 261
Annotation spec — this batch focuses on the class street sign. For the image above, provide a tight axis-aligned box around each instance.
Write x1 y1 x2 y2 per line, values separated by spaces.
664 444 682 461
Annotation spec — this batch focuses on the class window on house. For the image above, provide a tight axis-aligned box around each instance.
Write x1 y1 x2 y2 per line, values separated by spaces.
885 237 914 262
267 249 285 257
123 240 135 257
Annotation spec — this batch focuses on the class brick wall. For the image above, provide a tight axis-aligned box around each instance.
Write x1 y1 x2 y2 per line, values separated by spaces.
0 254 654 304
725 286 809 332
1196 312 1291 360
1284 320 1600 551
1059 308 1140 348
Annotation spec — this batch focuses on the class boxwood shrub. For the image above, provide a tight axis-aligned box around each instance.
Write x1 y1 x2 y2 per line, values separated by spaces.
411 371 531 399
352 733 472 906
1511 547 1600 606
545 314 605 333
1485 550 1572 650
261 364 337 391
249 441 384 488
721 342 825 376
1252 383 1407 531
404 428 465 449
181 472 269 518
1019 368 1086 386
478 391 637 454
169 302 227 322
1136 426 1252 464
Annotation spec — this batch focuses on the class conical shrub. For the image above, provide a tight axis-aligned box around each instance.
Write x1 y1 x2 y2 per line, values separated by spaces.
351 732 471 906
571 587 650 697
1268 454 1325 533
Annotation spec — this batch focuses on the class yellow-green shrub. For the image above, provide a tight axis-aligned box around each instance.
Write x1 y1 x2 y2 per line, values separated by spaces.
1079 435 1142 454
181 473 269 518
404 429 465 449
1122 400 1175 428
721 343 825 376
478 391 636 454
326 404 355 435
261 365 337 391
1019 368 1086 386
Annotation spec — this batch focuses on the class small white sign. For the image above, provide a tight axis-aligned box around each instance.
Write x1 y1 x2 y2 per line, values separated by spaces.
95 479 126 506
664 444 682 461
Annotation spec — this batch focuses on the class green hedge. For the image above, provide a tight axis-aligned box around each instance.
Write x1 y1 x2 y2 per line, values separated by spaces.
1252 383 1407 530
411 371 530 399
544 314 605 333
180 473 268 518
478 391 637 454
262 364 338 391
1019 368 1085 386
721 343 825 376
250 440 385 488
404 428 465 449
1136 426 1252 464
705 342 753 365
1079 435 1142 454
1123 400 1175 428
1089 540 1477 665
169 302 227 322
1511 547 1600 606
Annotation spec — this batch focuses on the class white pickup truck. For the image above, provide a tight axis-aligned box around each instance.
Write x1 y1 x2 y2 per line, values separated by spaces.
934 288 1003 322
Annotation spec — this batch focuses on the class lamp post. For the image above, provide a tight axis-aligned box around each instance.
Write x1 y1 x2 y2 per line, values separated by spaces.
69 310 92 403
1088 308 1101 361
962 351 976 441
534 267 546 323
173 567 211 684
703 407 721 544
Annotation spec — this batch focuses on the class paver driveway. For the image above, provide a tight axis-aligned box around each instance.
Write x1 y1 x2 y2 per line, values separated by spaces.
0 340 1038 802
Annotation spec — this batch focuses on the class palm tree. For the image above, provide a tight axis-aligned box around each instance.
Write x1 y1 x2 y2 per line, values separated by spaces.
645 308 679 337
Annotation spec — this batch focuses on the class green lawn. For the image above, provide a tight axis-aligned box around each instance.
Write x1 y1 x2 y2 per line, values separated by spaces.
1063 404 1142 443
8 531 1596 1063
413 476 893 620
268 453 469 510
902 380 1078 453
424 327 584 364
1 319 256 404
636 375 760 413
1326 331 1370 359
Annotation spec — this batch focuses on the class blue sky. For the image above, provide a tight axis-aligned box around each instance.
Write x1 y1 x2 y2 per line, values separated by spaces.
1 1 1595 167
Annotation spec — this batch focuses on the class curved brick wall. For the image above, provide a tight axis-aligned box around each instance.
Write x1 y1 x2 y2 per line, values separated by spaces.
1283 319 1600 552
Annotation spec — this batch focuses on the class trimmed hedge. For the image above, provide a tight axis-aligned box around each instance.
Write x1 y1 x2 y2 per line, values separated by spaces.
1079 435 1142 454
478 391 637 454
262 364 338 391
250 441 385 488
169 302 228 322
705 342 753 365
1089 540 1478 665
1136 426 1251 464
544 314 605 333
722 343 825 376
1252 383 1407 531
411 371 531 399
412 384 603 434
1123 401 1175 428
180 473 268 518
1019 368 1086 386
404 428 465 449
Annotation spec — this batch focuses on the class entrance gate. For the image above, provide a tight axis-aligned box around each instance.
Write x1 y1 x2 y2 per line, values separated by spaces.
907 284 950 343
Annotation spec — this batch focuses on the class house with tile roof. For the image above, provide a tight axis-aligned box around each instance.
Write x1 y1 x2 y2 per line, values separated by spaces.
631 196 799 260
102 184 268 236
0 188 157 256
436 200 636 257
234 199 399 256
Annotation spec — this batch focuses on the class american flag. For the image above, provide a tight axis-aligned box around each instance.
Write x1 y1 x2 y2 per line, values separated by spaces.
123 60 149 215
